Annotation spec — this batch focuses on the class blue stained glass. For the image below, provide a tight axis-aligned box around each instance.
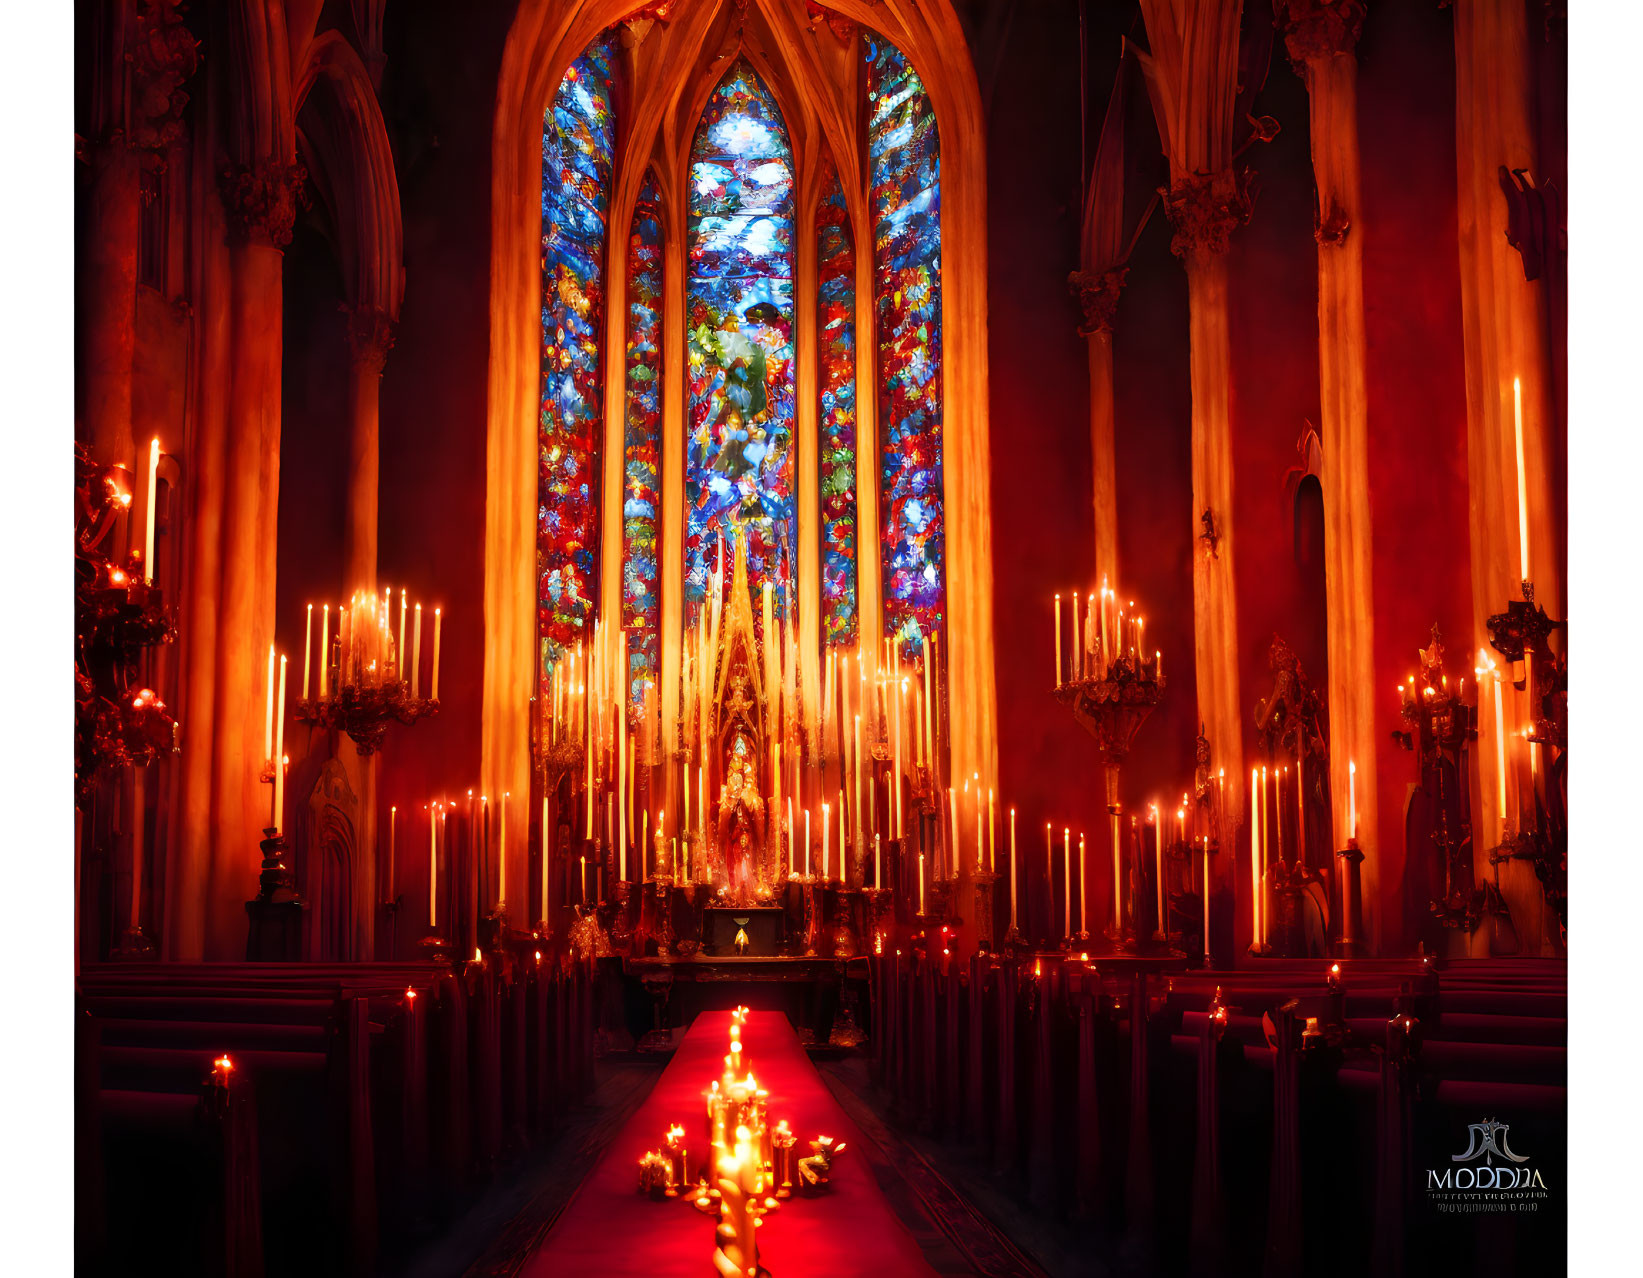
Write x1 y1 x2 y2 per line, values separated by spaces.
818 171 858 645
623 174 663 708
866 33 944 657
540 34 617 674
685 60 797 626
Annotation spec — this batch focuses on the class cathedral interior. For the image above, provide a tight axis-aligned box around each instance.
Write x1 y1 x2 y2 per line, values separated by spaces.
48 1 1591 1275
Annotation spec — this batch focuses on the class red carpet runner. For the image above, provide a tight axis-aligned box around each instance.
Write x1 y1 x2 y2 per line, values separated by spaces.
522 1009 935 1276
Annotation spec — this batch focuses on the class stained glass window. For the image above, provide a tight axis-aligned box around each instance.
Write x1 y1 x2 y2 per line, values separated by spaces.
866 33 944 657
622 174 664 707
817 171 858 645
539 34 616 671
685 60 797 627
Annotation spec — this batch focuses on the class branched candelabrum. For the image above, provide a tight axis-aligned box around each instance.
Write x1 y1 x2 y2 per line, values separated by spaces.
1392 626 1482 933
1053 652 1165 952
1486 581 1567 945
296 678 438 756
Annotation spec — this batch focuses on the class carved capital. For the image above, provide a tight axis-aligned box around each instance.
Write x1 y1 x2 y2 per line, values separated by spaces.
344 303 398 374
1163 170 1252 262
219 160 307 248
128 0 200 154
1274 0 1366 73
1068 266 1128 336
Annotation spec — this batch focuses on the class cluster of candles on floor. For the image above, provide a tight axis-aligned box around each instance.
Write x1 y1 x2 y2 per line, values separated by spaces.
633 1008 842 1278
533 529 974 891
1051 575 1162 685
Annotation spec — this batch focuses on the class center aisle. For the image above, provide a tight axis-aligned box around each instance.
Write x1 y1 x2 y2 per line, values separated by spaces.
521 1009 937 1277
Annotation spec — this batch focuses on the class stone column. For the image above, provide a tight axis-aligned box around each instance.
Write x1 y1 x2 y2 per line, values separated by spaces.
1452 0 1561 937
208 160 302 959
1164 172 1249 851
1070 268 1127 589
1276 0 1382 950
343 304 394 593
80 0 198 470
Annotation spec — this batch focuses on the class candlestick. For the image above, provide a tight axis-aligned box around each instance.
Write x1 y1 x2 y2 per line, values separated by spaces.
1054 593 1063 685
1063 827 1071 939
272 656 287 832
431 607 442 701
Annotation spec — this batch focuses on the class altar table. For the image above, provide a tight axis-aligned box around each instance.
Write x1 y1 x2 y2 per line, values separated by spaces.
521 1009 935 1277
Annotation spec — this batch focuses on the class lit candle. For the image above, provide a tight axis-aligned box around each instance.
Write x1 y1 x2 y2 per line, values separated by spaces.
974 773 983 871
1071 591 1082 680
302 604 313 699
1009 807 1018 930
264 644 276 764
143 436 159 580
804 808 811 878
1513 377 1530 583
411 604 422 697
987 785 995 872
947 786 959 876
1063 827 1071 938
1111 808 1121 930
1202 835 1210 959
272 656 287 832
1489 656 1506 821
1153 807 1163 931
874 831 881 888
1348 759 1358 842
922 632 934 768
822 802 830 882
918 851 926 915
398 590 407 681
429 803 438 926
1250 767 1260 947
1078 832 1086 934
320 604 331 697
1053 593 1063 685
581 854 587 904
431 607 443 701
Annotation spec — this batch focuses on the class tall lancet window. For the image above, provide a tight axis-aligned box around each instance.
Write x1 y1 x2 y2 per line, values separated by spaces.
622 174 664 706
685 60 797 626
867 34 944 656
817 170 858 645
539 35 616 668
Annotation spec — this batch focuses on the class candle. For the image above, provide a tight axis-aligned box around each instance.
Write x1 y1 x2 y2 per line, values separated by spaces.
1053 593 1063 685
499 792 508 906
1111 809 1121 930
822 802 830 882
1078 832 1087 934
1009 807 1018 930
1071 592 1081 680
893 679 904 836
804 808 811 878
1099 579 1110 669
264 645 276 764
1202 835 1210 959
398 590 407 681
1513 376 1530 583
320 604 331 697
581 854 587 904
387 804 397 902
411 604 422 697
947 786 958 877
1063 827 1071 938
1348 759 1358 842
272 656 287 831
1486 655 1506 820
922 633 934 769
302 604 313 699
431 607 442 701
1153 809 1163 931
429 804 438 925
1250 767 1260 947
918 852 926 915
874 832 881 888
140 436 160 580
974 773 983 871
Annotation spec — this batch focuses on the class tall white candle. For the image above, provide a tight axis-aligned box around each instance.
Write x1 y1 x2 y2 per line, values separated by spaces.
264 645 276 764
411 604 422 697
874 832 881 888
1053 594 1062 685
398 590 407 681
387 805 397 902
1513 377 1530 583
272 656 287 832
1063 827 1072 938
1078 832 1087 934
430 804 438 926
804 808 811 878
918 852 926 915
143 437 159 581
499 792 508 907
1348 760 1358 841
431 607 443 701
302 604 313 699
822 802 831 881
320 604 331 697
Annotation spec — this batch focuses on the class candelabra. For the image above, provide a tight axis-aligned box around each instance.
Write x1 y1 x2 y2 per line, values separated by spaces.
1486 581 1567 945
296 679 438 756
1392 626 1483 934
1054 653 1165 953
